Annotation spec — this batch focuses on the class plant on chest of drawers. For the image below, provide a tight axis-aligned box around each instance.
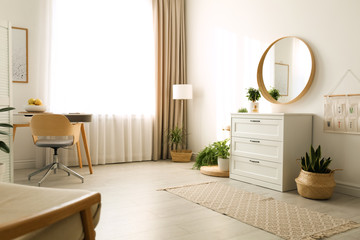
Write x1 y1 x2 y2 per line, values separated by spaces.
214 138 230 171
168 126 192 162
238 108 248 113
295 145 339 200
246 87 261 113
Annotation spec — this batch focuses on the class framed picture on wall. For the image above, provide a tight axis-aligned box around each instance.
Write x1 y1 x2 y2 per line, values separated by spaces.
12 26 28 83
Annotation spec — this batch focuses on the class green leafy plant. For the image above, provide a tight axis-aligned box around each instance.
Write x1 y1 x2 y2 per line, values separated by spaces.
193 139 230 169
300 145 332 173
193 143 218 170
168 126 186 151
246 87 261 102
0 107 14 153
213 138 230 159
238 108 248 113
268 87 280 101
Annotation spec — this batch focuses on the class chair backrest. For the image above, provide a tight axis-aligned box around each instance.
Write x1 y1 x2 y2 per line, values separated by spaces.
30 114 76 142
31 114 74 136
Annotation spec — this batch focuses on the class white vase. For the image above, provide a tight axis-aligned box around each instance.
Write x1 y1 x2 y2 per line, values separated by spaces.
218 157 229 171
249 101 259 113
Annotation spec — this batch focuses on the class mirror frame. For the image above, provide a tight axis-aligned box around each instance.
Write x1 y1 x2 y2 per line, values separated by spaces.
257 36 316 105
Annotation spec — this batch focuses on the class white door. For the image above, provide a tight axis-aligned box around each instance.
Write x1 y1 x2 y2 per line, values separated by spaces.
0 20 13 182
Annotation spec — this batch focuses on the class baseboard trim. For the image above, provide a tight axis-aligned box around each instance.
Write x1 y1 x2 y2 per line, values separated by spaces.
14 160 35 170
335 182 360 197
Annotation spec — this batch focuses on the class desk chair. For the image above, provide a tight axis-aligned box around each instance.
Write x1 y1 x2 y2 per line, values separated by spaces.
13 113 94 174
28 114 84 186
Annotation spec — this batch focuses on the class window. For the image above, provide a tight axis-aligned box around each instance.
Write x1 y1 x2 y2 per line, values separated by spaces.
50 0 155 115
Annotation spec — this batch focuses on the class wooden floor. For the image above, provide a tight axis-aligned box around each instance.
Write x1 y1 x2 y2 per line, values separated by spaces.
14 161 360 240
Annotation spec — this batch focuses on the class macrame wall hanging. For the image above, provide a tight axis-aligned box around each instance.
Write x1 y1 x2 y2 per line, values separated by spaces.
324 70 360 134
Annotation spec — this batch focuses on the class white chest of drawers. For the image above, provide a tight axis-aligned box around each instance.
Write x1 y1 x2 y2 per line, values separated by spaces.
230 113 312 192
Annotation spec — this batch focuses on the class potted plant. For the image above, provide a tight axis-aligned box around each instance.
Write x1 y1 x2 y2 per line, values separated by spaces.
295 145 337 199
0 107 14 181
213 138 230 171
193 139 230 171
246 87 261 113
192 143 218 170
168 126 192 162
268 87 280 101
238 108 248 113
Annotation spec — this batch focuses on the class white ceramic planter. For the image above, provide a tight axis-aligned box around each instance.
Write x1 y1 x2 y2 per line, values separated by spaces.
218 157 229 171
249 101 259 113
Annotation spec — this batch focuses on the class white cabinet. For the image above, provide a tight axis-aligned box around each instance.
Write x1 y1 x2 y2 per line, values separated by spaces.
230 113 312 192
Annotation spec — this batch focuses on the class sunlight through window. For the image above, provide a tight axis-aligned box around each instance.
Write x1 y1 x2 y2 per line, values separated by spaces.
50 0 155 115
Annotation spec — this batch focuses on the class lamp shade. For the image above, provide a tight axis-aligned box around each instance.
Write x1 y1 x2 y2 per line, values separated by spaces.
173 84 193 100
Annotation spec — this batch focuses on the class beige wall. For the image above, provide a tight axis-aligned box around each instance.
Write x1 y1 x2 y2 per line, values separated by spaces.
186 0 360 196
0 0 49 168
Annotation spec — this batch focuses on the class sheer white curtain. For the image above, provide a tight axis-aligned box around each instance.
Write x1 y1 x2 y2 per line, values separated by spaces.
48 0 155 165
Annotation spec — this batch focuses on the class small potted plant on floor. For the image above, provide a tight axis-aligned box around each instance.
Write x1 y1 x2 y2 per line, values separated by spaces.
192 143 218 170
268 87 280 101
246 87 261 113
213 138 230 171
168 126 192 162
295 145 337 200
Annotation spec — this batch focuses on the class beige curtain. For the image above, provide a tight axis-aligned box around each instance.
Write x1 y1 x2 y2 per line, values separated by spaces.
152 0 187 160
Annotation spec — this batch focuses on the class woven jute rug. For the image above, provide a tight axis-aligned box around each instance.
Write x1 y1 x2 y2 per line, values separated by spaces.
160 182 360 240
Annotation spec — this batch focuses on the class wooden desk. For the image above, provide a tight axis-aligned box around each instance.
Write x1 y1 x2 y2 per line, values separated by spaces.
13 113 93 174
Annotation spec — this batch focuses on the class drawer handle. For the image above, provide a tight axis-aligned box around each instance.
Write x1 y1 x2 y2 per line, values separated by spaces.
250 140 260 143
249 160 260 164
250 120 260 123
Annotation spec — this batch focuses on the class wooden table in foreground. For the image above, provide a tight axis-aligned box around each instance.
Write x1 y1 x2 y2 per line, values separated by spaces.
13 113 93 174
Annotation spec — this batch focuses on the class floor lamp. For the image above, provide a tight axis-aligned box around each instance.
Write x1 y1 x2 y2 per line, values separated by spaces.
172 84 193 129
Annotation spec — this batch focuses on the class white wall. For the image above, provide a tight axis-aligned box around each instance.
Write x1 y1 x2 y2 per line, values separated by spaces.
186 0 360 196
0 0 49 168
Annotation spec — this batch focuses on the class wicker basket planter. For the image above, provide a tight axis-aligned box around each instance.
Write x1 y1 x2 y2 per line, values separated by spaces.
295 169 336 200
171 150 192 162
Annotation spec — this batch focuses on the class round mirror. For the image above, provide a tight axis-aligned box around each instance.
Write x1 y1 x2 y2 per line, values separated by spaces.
257 36 315 104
